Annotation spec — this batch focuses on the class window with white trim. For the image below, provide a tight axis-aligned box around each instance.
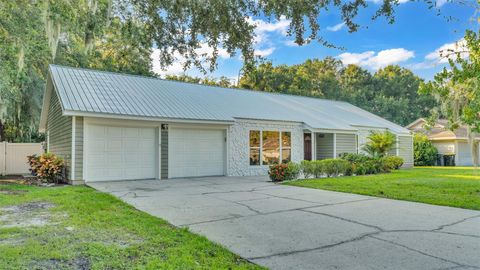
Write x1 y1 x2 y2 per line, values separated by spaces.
249 130 261 165
282 132 291 163
249 130 291 166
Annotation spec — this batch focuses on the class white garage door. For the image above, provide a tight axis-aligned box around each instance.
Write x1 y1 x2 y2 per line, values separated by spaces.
169 128 225 178
85 125 156 182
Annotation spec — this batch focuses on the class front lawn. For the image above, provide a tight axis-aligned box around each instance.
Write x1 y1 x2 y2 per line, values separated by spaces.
0 184 262 270
286 167 480 210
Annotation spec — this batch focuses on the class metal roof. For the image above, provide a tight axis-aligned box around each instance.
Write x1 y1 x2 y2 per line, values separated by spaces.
46 65 410 134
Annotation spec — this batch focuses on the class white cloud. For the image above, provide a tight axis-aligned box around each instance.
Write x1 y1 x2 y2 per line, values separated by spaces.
326 22 346 32
248 16 290 36
425 39 467 63
247 16 290 56
410 39 468 70
151 43 231 77
338 51 375 65
364 48 415 69
151 49 184 76
254 47 275 57
338 48 415 69
284 39 299 47
436 0 448 7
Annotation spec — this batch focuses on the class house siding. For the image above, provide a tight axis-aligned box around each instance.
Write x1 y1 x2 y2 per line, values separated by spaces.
398 135 414 168
46 91 72 179
335 134 357 157
227 119 303 176
73 116 84 181
456 141 478 166
432 141 455 155
316 133 334 160
357 127 387 154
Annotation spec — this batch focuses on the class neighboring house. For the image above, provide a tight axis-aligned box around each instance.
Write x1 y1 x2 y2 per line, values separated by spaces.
39 65 413 184
407 118 480 166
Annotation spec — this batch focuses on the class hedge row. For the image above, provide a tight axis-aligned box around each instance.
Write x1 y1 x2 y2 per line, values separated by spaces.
268 154 404 182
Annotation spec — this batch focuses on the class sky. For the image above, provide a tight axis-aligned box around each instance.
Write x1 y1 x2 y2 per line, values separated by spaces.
151 0 478 82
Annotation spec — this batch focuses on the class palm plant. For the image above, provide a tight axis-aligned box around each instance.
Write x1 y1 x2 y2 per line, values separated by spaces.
362 131 396 158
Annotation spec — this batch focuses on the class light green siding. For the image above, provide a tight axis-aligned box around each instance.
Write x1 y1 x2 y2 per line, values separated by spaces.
316 133 334 160
74 117 84 180
47 91 72 179
398 136 414 167
336 134 357 157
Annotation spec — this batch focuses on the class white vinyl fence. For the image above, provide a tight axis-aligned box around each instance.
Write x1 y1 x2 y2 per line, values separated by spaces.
0 142 44 175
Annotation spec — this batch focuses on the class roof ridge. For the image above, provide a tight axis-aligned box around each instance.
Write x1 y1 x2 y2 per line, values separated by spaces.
48 64 350 105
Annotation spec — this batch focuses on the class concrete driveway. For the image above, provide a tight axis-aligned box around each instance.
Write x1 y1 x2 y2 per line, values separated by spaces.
89 176 480 270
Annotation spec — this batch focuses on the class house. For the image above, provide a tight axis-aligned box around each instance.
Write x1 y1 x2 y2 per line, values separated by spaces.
39 65 413 184
407 118 480 166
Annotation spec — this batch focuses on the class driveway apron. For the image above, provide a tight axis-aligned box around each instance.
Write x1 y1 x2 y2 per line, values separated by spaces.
89 176 480 270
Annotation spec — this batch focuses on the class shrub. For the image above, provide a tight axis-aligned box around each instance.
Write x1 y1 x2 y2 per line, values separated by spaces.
363 159 382 174
268 162 300 182
341 152 403 175
27 153 65 184
340 153 370 164
300 160 314 178
285 162 301 180
382 156 404 170
319 159 351 177
413 133 438 166
362 131 396 158
311 160 325 178
353 163 367 175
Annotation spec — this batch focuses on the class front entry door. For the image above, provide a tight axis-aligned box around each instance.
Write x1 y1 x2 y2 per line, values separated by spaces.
304 133 312 160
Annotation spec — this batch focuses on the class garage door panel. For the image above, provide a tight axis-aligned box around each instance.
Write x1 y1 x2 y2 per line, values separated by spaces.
107 139 122 150
89 139 107 152
89 126 105 137
86 125 155 182
169 128 225 178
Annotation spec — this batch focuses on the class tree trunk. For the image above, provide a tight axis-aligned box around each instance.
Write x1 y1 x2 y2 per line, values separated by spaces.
467 126 479 167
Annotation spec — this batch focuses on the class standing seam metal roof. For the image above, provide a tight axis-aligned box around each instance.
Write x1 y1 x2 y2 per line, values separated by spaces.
48 65 410 134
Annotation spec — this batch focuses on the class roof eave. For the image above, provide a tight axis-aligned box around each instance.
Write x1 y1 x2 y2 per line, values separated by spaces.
63 110 235 125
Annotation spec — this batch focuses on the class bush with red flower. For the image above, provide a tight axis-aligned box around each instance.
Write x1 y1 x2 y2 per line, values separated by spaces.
27 153 65 184
268 162 300 182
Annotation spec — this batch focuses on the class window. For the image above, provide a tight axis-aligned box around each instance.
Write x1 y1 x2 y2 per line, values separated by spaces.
262 131 280 165
249 130 292 166
249 130 260 165
282 132 291 163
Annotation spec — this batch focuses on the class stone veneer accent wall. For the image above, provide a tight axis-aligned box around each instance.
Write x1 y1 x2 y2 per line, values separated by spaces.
227 119 304 176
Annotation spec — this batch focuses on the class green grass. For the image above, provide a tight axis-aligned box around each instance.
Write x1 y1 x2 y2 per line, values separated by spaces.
286 167 480 210
0 184 263 270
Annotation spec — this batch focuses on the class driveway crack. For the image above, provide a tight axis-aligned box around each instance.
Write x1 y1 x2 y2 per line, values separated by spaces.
369 235 479 269
433 214 480 232
248 232 376 261
299 208 385 231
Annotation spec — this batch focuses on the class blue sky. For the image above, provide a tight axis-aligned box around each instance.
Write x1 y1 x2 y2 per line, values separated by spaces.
151 1 477 82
